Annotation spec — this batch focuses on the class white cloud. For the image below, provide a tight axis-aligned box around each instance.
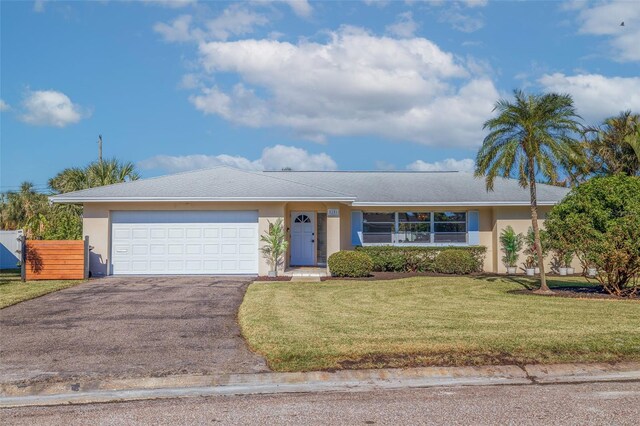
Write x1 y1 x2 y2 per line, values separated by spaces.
538 73 640 123
139 153 261 172
406 158 475 172
281 0 313 18
439 8 485 33
33 0 46 13
363 0 390 7
0 99 10 112
142 0 196 8
462 0 488 8
154 5 268 43
138 145 337 173
178 73 202 89
153 15 194 42
190 27 498 147
20 90 88 127
574 1 640 62
206 5 268 41
386 12 418 38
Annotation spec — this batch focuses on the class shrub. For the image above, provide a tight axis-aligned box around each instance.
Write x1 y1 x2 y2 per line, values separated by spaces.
355 246 486 273
434 249 479 274
545 175 640 297
328 251 373 277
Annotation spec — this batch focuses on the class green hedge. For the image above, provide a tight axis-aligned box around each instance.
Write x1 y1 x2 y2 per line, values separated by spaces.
328 251 374 277
434 249 478 274
355 246 486 273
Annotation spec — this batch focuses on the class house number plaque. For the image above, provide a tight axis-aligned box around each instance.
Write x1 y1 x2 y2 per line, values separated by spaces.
327 208 339 217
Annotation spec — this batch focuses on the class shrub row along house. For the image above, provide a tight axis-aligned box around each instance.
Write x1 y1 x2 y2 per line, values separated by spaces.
51 166 570 277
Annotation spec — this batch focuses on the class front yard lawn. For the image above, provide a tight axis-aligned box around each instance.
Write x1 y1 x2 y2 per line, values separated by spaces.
239 276 640 372
0 269 84 309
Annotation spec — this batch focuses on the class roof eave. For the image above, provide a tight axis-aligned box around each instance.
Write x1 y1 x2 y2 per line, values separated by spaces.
50 196 356 204
351 201 559 207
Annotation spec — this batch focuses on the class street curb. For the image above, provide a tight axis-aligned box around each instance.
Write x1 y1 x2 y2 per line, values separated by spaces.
1 363 639 408
524 362 640 384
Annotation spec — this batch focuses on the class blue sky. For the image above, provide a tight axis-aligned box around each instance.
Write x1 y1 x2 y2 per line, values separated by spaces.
1 0 639 192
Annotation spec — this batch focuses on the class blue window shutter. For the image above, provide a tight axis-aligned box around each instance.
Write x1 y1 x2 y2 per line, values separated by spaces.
351 211 363 246
468 210 480 245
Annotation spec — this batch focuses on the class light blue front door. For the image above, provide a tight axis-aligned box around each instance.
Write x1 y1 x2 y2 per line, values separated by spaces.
290 212 315 265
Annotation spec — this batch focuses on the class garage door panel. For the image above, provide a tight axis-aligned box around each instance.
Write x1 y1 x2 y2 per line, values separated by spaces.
186 229 202 238
111 211 258 275
203 244 219 254
203 228 219 238
150 229 166 239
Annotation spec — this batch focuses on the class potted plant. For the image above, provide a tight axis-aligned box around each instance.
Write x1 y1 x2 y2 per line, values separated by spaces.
260 218 288 277
524 256 535 276
500 226 523 275
564 252 575 275
524 227 548 275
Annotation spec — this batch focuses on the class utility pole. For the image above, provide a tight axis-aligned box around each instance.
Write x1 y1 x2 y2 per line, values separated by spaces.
98 134 103 162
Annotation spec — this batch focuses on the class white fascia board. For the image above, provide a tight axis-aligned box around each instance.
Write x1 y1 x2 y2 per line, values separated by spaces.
351 201 558 207
50 196 356 204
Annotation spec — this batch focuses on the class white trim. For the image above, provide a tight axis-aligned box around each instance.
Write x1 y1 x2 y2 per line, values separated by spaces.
53 198 558 207
51 196 355 203
352 201 557 206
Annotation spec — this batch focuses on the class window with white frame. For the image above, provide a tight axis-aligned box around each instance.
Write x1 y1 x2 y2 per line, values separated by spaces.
362 211 467 245
397 212 431 243
362 212 395 243
433 212 467 243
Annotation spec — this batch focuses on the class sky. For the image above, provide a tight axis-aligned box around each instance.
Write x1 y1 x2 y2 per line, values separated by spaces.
1 0 639 192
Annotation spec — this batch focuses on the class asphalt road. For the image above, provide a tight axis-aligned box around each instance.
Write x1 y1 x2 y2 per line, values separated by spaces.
3 381 639 425
0 276 268 385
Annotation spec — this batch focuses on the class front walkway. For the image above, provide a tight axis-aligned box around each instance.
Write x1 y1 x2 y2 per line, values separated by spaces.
283 266 328 277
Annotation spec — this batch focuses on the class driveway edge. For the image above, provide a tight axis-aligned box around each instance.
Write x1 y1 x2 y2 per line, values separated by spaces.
2 362 639 408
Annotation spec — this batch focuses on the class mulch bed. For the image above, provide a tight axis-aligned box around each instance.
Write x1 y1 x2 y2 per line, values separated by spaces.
254 276 292 281
321 272 488 281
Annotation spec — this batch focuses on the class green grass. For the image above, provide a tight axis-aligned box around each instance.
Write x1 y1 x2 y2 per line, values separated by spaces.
239 276 640 372
0 269 84 309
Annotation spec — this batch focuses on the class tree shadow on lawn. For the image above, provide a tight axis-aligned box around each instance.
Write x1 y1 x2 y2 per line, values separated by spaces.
478 275 638 300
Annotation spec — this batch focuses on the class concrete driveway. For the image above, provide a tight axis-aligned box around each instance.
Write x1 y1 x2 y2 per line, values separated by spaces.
0 276 268 385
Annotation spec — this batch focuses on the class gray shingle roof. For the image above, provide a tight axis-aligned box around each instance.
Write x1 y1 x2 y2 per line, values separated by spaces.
50 167 353 202
51 165 570 205
265 170 570 205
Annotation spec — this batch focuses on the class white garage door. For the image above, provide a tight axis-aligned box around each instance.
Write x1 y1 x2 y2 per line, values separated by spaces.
110 211 258 275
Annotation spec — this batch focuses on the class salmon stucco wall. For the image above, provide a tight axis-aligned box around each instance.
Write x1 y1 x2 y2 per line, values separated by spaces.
83 201 572 276
493 206 581 274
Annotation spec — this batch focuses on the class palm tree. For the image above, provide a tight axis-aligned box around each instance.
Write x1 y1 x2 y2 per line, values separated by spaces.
86 158 140 187
475 90 583 293
49 159 140 194
0 182 49 238
582 111 640 177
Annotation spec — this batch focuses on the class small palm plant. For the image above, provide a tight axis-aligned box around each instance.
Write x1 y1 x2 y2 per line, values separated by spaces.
523 226 549 270
500 226 523 274
260 218 288 277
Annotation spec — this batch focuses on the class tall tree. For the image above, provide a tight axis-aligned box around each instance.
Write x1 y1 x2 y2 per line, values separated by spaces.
475 90 583 293
582 111 640 177
49 158 140 194
0 182 49 238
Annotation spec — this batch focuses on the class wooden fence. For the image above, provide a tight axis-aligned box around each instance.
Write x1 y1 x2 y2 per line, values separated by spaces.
22 237 89 281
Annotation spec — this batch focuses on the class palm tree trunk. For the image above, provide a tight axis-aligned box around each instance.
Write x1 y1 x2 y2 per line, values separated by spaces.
528 159 550 293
